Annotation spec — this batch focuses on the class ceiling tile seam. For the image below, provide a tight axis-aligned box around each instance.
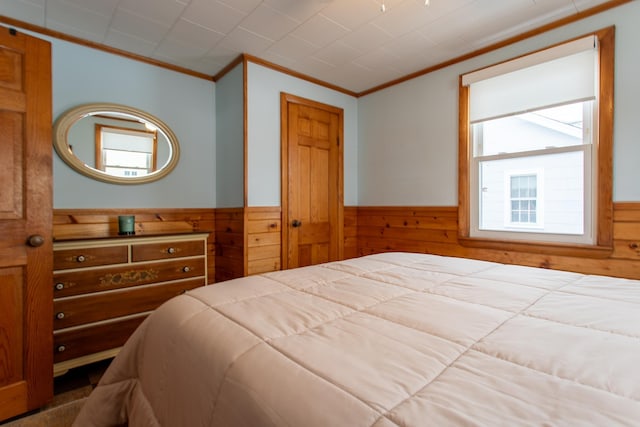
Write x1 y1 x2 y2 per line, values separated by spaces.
179 16 226 39
234 25 277 43
317 12 352 34
103 0 125 44
116 3 186 58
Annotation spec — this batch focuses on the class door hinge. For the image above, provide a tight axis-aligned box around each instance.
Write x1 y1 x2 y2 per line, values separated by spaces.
336 137 340 146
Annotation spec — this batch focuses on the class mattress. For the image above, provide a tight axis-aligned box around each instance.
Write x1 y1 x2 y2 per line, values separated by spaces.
73 252 640 426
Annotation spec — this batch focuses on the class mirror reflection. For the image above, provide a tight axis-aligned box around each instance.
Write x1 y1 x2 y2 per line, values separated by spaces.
54 104 180 184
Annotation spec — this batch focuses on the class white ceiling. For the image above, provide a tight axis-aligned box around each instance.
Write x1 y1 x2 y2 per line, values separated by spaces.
0 0 617 93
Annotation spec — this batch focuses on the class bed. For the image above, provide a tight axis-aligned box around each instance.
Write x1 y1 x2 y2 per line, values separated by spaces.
73 252 640 426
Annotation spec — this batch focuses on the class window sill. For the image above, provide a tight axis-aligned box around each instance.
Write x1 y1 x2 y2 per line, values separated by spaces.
457 236 613 259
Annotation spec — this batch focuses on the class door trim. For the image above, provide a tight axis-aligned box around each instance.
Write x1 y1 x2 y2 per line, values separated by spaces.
280 92 344 270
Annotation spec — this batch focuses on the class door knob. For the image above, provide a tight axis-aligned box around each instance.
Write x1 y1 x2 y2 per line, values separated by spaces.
27 234 45 247
291 219 302 228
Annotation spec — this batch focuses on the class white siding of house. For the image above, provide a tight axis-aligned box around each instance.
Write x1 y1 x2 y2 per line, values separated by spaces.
479 151 584 235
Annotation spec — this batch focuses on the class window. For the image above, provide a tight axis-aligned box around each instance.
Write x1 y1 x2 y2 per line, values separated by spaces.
508 173 539 226
458 28 614 253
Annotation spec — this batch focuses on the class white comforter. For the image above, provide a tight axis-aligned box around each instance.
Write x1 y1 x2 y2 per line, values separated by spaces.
74 252 640 426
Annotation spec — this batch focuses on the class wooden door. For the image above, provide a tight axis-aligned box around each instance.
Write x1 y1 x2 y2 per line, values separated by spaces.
0 28 53 421
281 94 343 269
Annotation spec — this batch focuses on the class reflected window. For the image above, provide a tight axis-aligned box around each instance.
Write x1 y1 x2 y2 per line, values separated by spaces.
96 125 157 177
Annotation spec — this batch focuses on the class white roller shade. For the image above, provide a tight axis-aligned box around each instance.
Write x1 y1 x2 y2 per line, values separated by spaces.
463 36 597 123
102 128 154 153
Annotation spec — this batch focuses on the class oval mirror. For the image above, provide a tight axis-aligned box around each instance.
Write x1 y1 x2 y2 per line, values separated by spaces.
53 103 180 184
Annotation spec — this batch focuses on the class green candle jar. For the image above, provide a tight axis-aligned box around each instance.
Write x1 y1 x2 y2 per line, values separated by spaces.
118 215 135 235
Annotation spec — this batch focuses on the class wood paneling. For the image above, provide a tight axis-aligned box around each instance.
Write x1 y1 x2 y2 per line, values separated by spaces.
344 206 358 259
53 208 215 282
53 204 640 284
355 204 640 280
215 207 244 282
247 207 281 275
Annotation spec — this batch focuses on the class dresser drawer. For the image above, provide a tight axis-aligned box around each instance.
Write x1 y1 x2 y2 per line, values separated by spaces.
54 245 128 270
54 258 206 297
53 278 204 329
131 240 204 262
53 316 146 363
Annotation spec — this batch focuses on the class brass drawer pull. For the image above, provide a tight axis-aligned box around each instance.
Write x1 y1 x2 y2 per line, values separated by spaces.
57 345 66 353
55 283 65 291
182 266 191 273
56 312 65 320
76 255 86 263
167 247 176 254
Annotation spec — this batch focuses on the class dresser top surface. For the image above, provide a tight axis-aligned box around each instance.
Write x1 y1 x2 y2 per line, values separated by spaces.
54 231 211 244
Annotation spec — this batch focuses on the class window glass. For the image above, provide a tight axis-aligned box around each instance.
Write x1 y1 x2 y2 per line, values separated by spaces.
462 36 598 245
474 101 589 240
474 102 587 157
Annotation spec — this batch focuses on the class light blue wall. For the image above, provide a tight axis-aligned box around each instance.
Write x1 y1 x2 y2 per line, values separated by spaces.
247 62 358 207
216 64 244 208
49 37 216 208
358 1 640 205
21 1 638 210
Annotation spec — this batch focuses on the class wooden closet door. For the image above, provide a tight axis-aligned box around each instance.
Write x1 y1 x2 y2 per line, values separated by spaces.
0 28 53 421
281 94 343 269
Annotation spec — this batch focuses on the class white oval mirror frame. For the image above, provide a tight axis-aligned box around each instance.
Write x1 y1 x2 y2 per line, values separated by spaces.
53 103 180 184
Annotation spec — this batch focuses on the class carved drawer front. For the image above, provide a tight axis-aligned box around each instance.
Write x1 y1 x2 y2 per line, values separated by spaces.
53 278 204 329
54 245 128 270
131 240 204 262
53 258 206 297
53 316 146 363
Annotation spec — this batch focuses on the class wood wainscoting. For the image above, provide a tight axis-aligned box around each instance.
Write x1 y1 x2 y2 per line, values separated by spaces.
53 209 215 282
54 203 640 282
344 206 358 259
216 207 282 281
247 207 282 276
355 203 640 279
214 208 244 282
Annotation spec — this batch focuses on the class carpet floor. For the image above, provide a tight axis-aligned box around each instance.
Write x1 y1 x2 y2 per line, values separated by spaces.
1 359 112 427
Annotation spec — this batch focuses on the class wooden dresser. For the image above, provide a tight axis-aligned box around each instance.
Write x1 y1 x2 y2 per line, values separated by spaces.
52 232 209 375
